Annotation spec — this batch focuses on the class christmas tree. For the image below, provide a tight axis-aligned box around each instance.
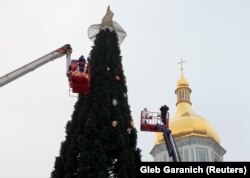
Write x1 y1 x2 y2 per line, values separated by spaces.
51 7 141 178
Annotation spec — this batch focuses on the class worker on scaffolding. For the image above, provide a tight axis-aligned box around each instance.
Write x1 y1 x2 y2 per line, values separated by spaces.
160 105 169 126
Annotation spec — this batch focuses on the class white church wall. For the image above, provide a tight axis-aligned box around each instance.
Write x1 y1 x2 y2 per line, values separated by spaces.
151 135 226 162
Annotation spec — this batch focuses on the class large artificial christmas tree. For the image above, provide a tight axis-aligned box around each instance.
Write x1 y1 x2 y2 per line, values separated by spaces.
51 7 141 178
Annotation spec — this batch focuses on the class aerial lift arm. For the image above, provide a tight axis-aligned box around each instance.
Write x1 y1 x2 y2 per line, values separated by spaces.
156 124 181 162
0 44 72 87
140 108 181 162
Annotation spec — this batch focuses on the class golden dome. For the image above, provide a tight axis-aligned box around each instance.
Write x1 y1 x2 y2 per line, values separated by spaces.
176 73 189 88
156 103 221 144
156 71 220 145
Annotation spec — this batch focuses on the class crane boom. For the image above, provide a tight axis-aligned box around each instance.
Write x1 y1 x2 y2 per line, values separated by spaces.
0 44 72 87
140 109 181 162
156 124 181 162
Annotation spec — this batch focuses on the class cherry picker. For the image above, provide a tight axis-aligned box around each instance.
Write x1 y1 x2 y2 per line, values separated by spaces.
0 44 90 95
140 106 181 162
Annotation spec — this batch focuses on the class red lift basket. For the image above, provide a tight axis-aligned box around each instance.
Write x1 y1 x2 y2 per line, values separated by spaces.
140 110 169 132
68 60 90 95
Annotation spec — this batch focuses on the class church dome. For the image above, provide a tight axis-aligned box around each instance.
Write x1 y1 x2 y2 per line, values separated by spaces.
156 71 220 144
156 111 221 144
176 73 189 88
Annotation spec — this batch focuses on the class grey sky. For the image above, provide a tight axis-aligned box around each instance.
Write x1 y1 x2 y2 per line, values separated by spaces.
0 0 250 178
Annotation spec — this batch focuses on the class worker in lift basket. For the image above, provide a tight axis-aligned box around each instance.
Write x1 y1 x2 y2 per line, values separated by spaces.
78 55 86 72
160 105 169 126
142 108 148 124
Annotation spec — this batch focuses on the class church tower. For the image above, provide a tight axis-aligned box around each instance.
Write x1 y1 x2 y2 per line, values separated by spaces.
150 61 226 162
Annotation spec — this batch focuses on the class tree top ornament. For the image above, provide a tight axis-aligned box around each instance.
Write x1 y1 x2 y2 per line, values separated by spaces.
88 6 127 44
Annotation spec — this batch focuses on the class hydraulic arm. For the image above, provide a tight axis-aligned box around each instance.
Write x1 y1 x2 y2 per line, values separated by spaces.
0 44 72 87
156 124 181 162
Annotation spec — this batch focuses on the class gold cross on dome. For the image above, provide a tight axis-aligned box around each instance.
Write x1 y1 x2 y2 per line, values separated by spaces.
178 58 186 73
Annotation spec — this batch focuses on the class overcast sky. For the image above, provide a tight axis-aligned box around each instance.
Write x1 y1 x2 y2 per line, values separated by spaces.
1 0 250 178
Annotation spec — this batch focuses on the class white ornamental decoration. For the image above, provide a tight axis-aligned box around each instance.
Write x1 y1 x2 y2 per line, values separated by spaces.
112 99 117 106
127 127 132 134
88 6 127 45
